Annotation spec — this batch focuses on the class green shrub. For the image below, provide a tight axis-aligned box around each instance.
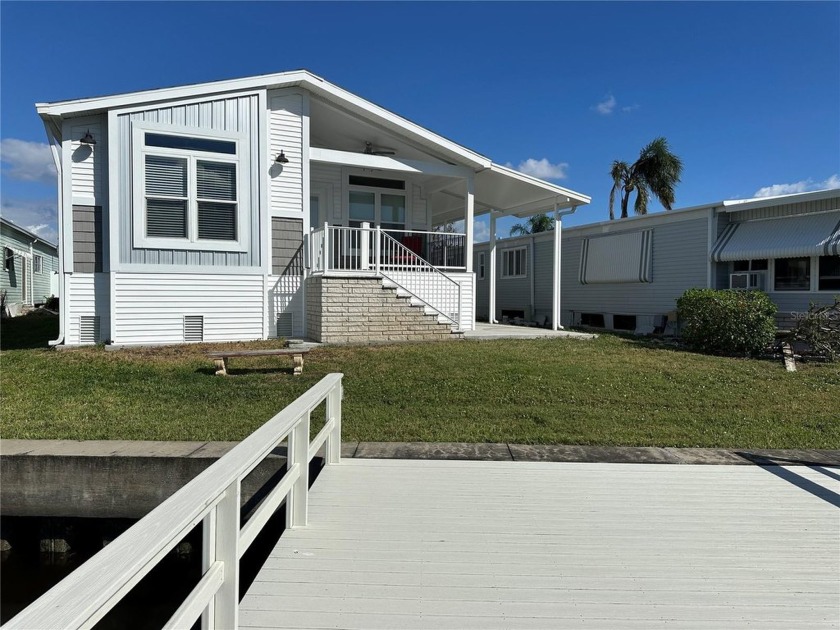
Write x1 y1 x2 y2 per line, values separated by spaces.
676 288 777 356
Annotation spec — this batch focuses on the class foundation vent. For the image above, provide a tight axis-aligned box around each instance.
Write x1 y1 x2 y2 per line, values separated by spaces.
184 315 204 342
79 316 100 344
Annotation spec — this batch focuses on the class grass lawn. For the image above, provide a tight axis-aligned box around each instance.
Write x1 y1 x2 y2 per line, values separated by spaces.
1 313 838 448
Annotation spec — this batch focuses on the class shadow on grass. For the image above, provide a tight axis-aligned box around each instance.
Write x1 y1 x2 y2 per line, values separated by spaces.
194 366 297 377
0 312 59 350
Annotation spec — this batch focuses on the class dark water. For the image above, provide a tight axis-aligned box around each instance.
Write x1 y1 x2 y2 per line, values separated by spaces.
1 461 318 628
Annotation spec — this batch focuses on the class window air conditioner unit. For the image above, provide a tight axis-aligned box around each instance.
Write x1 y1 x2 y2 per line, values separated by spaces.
730 272 765 290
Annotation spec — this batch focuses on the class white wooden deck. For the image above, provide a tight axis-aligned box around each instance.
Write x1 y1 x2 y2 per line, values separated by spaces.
240 460 840 630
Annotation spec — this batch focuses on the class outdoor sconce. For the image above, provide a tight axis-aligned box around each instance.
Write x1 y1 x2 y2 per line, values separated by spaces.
80 130 96 145
275 150 289 164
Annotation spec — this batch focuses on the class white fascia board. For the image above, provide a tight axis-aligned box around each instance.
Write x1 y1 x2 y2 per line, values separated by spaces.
719 188 840 213
489 163 592 206
36 69 491 170
310 147 472 178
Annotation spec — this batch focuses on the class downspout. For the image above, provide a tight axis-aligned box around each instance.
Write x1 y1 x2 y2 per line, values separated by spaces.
44 117 64 346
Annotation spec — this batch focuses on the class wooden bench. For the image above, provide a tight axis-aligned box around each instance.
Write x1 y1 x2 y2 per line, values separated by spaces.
206 348 310 376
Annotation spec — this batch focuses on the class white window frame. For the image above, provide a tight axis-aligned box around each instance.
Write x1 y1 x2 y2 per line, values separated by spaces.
478 252 485 280
33 254 43 273
501 246 527 279
131 121 249 252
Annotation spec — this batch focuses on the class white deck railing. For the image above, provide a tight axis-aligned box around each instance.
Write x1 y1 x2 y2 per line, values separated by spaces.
309 224 462 329
5 374 344 630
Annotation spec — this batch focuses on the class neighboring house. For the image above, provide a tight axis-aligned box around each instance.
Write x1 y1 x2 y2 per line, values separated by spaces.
37 70 590 346
1 218 58 314
475 189 840 332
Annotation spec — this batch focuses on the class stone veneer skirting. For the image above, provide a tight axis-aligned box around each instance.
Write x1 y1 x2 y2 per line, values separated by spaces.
306 276 454 343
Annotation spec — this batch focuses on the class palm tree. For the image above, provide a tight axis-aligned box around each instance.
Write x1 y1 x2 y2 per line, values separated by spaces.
609 137 683 220
509 213 554 236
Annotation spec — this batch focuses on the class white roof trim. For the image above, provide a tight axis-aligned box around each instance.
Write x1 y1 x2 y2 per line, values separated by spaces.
719 188 840 212
37 70 491 169
1 217 58 250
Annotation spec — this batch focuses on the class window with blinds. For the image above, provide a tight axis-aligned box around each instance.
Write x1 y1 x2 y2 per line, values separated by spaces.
137 126 241 247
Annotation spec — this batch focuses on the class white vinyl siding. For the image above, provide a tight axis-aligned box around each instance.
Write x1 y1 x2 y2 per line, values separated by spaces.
112 273 263 345
70 121 104 203
65 273 110 345
269 92 304 215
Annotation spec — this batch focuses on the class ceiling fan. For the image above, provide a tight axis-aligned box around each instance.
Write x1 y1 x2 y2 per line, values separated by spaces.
363 141 396 156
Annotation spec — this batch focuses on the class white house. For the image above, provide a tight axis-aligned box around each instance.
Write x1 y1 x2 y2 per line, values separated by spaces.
475 189 840 332
37 70 590 346
1 218 59 315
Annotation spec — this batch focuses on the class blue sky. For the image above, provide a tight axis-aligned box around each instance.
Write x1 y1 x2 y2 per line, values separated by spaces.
1 1 838 242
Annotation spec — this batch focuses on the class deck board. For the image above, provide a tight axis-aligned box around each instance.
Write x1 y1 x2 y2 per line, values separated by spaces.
240 460 840 629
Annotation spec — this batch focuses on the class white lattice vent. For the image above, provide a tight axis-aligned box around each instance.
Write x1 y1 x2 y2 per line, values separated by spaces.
184 315 204 342
79 316 100 344
276 312 294 338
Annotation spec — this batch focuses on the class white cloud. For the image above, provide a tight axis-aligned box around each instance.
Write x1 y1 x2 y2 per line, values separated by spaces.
1 198 58 243
449 218 490 243
505 158 568 180
621 104 640 113
1 138 57 185
753 174 840 198
593 94 617 115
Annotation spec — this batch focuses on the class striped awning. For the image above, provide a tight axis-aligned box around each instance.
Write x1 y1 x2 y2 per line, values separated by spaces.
711 211 840 262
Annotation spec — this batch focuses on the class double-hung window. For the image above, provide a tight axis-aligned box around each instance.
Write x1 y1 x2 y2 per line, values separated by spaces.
132 122 248 251
33 255 43 273
501 247 527 278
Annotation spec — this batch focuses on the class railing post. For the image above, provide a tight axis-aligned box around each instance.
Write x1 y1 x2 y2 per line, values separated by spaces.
374 227 381 275
200 511 217 630
213 480 240 630
361 222 370 271
323 222 330 273
326 381 342 464
288 411 310 528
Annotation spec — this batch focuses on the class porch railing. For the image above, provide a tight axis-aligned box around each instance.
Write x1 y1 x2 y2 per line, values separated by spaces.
309 224 462 329
6 374 344 630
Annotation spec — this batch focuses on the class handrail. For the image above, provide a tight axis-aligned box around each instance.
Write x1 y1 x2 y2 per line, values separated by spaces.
378 230 461 330
5 373 344 630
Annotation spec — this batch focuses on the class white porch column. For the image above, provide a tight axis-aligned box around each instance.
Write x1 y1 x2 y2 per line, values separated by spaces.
489 211 497 324
465 174 475 272
360 222 370 270
552 207 562 330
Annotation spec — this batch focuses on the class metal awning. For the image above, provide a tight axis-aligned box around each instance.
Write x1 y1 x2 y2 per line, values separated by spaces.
711 211 840 261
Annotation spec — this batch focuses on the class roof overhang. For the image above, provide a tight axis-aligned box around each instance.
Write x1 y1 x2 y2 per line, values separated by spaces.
36 70 491 170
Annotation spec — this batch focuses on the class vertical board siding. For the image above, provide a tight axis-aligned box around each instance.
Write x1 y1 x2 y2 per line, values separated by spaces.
112 273 264 344
73 206 103 272
269 93 304 215
561 217 709 325
70 120 104 202
65 273 110 344
117 94 261 267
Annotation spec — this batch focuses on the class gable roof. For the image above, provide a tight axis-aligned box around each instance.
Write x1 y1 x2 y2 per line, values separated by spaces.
1 217 58 250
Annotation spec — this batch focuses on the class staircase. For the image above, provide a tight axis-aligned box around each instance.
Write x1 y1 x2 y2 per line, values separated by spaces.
306 276 462 344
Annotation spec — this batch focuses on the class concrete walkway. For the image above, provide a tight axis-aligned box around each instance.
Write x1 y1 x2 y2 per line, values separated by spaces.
3 440 838 466
463 322 596 340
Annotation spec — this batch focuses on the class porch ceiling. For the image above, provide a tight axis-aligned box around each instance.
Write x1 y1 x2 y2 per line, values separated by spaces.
431 163 591 222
